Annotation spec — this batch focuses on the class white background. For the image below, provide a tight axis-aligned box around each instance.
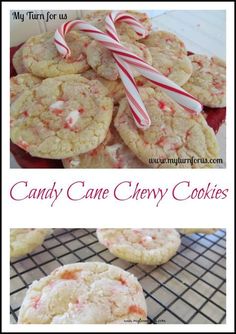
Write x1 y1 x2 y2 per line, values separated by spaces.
2 1 235 333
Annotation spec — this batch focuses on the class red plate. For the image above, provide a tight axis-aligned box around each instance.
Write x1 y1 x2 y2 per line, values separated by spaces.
10 45 226 168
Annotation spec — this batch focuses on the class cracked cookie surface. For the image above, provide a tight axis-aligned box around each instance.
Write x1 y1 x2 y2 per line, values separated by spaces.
22 32 91 78
114 87 219 168
182 54 226 107
86 40 152 81
10 73 42 104
83 10 152 40
10 74 113 159
141 31 192 86
97 229 181 265
10 228 52 258
12 44 28 74
18 262 147 324
62 124 146 168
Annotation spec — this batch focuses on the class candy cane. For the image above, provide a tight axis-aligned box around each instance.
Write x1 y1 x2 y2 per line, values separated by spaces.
54 12 202 129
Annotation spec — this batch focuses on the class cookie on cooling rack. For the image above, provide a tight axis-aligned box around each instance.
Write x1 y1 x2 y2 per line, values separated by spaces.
22 31 91 78
182 54 226 108
114 86 219 168
18 262 147 324
10 228 52 258
178 228 218 235
10 74 113 159
96 228 181 265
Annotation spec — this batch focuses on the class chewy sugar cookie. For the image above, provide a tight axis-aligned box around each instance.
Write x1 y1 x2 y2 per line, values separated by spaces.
22 31 91 78
178 228 218 235
182 54 226 108
86 40 152 81
18 262 147 324
62 125 146 168
12 44 28 74
10 74 113 159
10 228 52 258
141 31 192 86
114 87 219 168
10 73 42 104
97 229 181 265
81 69 125 104
83 10 152 40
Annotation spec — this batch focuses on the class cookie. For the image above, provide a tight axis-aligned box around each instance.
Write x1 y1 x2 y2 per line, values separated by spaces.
10 228 52 258
83 10 152 40
141 31 187 55
178 228 218 235
10 75 113 159
182 55 226 107
18 262 147 324
22 31 91 78
141 31 191 86
97 229 181 265
62 125 146 168
10 73 42 104
81 69 125 104
148 47 192 86
12 44 28 74
86 40 152 80
114 87 219 168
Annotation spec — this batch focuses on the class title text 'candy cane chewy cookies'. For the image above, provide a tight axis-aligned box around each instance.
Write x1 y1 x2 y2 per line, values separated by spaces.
22 31 91 78
114 87 219 168
83 10 152 41
10 228 52 258
178 228 218 235
18 262 147 324
97 229 181 265
141 31 192 86
10 75 113 159
182 54 226 108
86 40 152 81
63 125 146 168
10 73 42 104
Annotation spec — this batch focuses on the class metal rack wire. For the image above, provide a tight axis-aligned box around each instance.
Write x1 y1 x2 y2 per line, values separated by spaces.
10 228 226 324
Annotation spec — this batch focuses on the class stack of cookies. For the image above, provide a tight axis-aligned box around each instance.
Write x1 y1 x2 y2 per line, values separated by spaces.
10 11 226 168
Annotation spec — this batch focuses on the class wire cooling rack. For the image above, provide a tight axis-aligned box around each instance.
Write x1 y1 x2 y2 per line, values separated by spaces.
10 228 226 324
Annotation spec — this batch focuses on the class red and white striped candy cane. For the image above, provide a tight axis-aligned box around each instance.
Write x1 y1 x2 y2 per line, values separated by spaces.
54 12 202 129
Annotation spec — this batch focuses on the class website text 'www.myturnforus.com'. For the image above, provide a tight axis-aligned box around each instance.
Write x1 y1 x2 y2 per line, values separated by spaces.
148 157 224 166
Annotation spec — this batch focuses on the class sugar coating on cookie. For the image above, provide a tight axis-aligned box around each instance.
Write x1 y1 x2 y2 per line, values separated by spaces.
148 47 192 86
22 31 91 78
141 31 191 86
10 228 52 258
178 228 218 235
86 40 152 80
182 54 226 108
114 87 219 168
18 262 147 324
97 229 181 265
141 31 187 55
12 44 28 74
10 73 42 104
83 10 152 40
62 125 146 168
81 69 125 104
10 74 113 159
